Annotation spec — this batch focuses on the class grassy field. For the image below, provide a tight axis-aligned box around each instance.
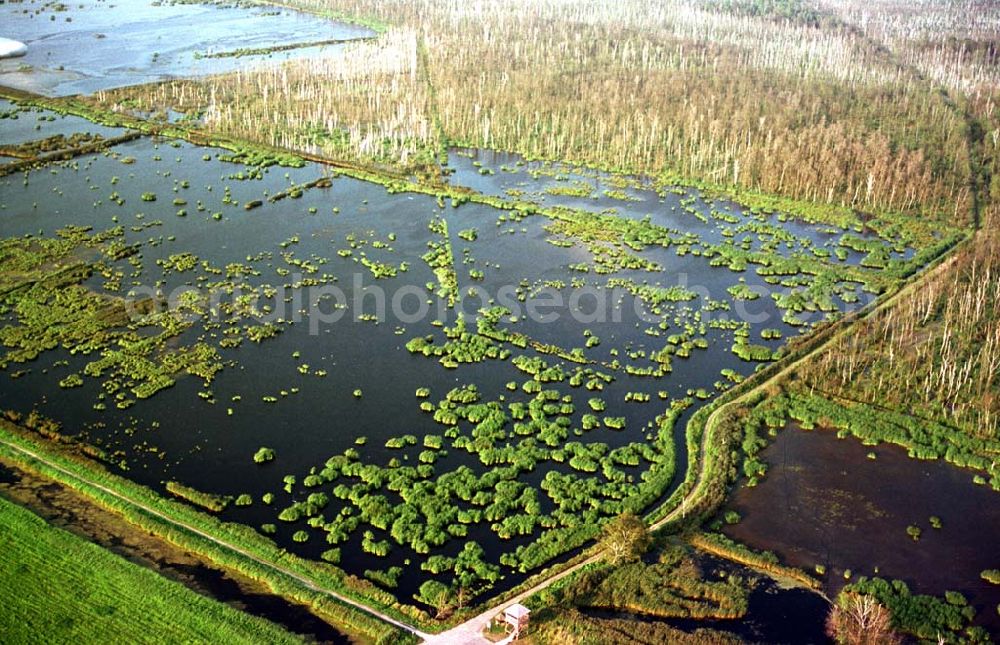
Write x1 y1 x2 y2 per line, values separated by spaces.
0 496 302 645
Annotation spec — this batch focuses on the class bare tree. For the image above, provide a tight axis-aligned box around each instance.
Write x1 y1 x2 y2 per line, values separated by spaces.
826 592 901 645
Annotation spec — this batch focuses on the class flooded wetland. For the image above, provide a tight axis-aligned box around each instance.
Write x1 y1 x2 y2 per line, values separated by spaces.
0 93 948 608
0 0 373 96
1 0 997 641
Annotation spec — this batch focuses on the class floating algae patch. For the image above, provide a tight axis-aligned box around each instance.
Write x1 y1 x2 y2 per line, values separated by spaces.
0 227 227 410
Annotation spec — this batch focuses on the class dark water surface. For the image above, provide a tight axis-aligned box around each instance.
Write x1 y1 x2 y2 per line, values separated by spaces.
723 426 1000 634
584 550 831 644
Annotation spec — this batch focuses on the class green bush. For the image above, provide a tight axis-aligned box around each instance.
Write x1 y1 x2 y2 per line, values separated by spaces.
253 447 275 464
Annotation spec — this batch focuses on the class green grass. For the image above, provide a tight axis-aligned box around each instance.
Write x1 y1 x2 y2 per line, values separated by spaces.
561 547 750 619
0 496 302 644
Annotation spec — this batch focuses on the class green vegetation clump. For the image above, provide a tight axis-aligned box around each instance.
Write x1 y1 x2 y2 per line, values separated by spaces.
422 217 459 306
598 513 651 565
981 570 1000 585
527 608 740 644
727 283 760 300
689 533 819 589
253 447 275 464
603 416 625 430
364 566 403 589
561 548 749 620
845 577 985 642
254 386 687 591
731 339 773 362
58 373 84 388
0 228 261 410
165 481 230 513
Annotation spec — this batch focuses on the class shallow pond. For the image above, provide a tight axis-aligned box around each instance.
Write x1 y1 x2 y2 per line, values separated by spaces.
0 0 372 96
445 147 914 266
723 425 1000 633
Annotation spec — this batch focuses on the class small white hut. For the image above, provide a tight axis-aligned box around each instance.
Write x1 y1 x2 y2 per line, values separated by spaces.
503 603 531 639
